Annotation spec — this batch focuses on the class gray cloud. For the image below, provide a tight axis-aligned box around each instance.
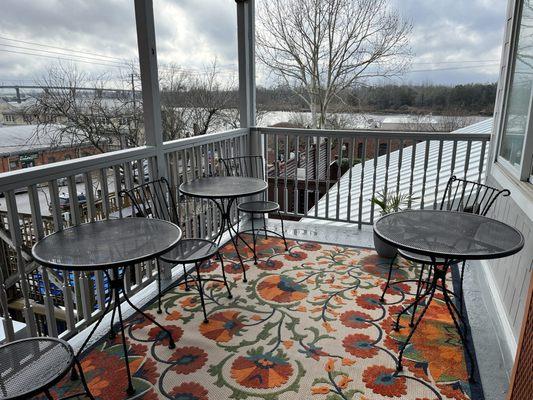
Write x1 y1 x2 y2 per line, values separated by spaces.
0 0 509 87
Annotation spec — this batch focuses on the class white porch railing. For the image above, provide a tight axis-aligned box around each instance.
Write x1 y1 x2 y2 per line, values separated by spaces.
0 125 490 342
0 128 248 341
257 127 491 227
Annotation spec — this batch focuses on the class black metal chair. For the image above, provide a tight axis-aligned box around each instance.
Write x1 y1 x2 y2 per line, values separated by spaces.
120 178 232 324
219 155 288 265
0 337 94 400
381 175 510 324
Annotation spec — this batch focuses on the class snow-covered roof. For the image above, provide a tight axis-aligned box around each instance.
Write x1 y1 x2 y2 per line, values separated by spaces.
381 115 439 125
302 118 492 226
0 124 85 156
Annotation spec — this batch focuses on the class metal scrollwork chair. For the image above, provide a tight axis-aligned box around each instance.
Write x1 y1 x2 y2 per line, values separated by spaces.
120 177 232 324
0 337 94 400
220 155 288 265
381 175 510 325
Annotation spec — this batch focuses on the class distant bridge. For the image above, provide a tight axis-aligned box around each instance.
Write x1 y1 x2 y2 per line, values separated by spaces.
0 85 135 103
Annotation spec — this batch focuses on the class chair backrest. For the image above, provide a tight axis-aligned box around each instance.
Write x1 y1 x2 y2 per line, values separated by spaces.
120 177 179 224
220 155 265 180
439 175 510 216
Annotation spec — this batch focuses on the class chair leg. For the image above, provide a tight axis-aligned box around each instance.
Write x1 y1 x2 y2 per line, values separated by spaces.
262 214 268 238
218 252 232 299
278 210 289 251
195 262 209 324
251 213 258 265
156 259 162 314
459 260 466 314
380 255 397 302
410 263 426 327
183 264 190 291
74 357 95 400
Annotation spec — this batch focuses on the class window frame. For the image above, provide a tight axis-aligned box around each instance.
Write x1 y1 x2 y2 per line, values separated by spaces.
497 0 533 183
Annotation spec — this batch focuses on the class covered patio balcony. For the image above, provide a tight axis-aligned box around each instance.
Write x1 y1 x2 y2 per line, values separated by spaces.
0 1 530 400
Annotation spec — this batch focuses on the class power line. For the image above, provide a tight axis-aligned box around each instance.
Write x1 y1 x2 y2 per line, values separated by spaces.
0 35 126 62
0 48 129 68
0 43 130 67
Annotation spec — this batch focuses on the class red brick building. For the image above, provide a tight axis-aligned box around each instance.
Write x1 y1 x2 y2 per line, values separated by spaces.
0 124 102 173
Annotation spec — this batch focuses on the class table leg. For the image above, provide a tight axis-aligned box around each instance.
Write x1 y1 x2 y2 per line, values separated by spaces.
211 198 250 282
102 268 176 396
395 260 475 381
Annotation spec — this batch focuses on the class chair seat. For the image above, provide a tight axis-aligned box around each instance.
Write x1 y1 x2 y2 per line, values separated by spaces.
159 238 219 263
398 249 461 265
0 338 74 400
238 200 280 213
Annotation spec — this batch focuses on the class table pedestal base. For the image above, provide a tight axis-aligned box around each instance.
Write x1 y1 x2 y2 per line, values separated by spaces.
393 260 476 382
211 198 255 282
76 267 176 396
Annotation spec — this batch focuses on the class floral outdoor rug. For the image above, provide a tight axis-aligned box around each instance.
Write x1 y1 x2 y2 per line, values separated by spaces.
44 235 478 400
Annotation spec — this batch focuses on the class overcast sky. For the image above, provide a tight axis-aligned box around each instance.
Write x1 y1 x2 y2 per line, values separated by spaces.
0 0 508 89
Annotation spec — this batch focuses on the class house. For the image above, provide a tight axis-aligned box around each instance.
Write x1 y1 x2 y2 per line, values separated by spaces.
0 124 102 172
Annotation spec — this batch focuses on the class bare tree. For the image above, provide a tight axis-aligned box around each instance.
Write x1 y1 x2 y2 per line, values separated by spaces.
257 0 412 128
159 64 190 140
159 62 238 139
183 63 237 135
28 63 143 153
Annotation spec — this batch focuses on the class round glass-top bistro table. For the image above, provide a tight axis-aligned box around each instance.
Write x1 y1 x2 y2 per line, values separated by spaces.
373 209 524 381
32 218 182 396
180 176 268 282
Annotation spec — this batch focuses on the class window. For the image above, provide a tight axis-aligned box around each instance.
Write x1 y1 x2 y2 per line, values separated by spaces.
378 143 388 156
4 115 15 123
499 0 533 181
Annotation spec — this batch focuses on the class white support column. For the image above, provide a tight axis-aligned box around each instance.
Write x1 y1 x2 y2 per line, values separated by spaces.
134 0 166 179
236 0 259 156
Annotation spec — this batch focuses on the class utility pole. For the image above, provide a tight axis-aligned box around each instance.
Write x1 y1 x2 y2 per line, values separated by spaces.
131 73 136 108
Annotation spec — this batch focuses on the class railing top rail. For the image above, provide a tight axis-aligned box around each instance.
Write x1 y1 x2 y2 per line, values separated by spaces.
253 126 491 141
162 128 249 153
0 146 157 192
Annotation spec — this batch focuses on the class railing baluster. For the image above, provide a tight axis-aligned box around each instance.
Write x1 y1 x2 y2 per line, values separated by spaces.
346 137 355 222
304 136 310 216
84 172 97 222
274 134 279 207
67 176 90 325
433 140 444 209
396 139 404 195
314 135 320 218
99 168 110 219
420 140 430 209
284 134 289 214
478 140 487 183
325 137 331 219
48 180 76 334
5 190 38 337
408 139 417 208
28 184 58 337
370 138 379 224
464 140 472 181
293 135 300 217
358 138 367 229
335 138 344 221
383 139 391 206
113 165 123 218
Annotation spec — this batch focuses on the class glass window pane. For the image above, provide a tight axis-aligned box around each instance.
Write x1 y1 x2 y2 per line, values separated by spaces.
500 0 533 167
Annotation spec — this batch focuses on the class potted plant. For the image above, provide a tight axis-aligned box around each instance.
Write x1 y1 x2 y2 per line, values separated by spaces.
370 190 413 258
